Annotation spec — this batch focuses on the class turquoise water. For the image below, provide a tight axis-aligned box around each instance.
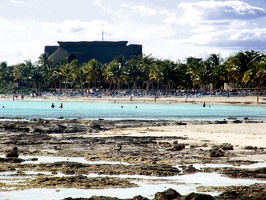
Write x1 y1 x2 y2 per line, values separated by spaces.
0 100 266 120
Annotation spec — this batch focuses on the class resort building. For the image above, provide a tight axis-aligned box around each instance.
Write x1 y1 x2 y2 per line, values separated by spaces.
45 41 142 66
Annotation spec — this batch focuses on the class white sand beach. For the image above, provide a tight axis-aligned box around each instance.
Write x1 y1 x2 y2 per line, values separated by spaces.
2 94 266 105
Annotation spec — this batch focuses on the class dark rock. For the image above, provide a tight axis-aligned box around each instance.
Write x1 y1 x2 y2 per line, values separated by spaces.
0 157 25 163
32 128 47 133
132 195 149 200
216 191 239 200
88 197 120 200
216 183 266 200
214 120 227 124
168 143 185 151
180 165 199 174
210 148 224 157
91 124 101 130
6 147 19 158
154 188 182 200
177 122 187 125
244 146 256 150
185 192 214 200
220 143 234 150
233 120 242 123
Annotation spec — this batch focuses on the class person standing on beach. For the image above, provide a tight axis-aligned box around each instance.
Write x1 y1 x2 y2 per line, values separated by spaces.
13 90 16 101
257 96 259 104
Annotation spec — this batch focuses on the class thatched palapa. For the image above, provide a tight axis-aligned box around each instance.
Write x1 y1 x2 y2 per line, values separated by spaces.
45 41 142 66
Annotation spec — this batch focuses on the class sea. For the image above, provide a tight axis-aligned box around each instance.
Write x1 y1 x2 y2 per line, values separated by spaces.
0 99 266 121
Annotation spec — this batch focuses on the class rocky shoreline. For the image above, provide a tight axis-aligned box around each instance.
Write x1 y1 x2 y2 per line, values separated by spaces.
0 119 265 199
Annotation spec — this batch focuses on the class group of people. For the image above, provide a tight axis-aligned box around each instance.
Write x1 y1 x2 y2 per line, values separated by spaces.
51 103 63 108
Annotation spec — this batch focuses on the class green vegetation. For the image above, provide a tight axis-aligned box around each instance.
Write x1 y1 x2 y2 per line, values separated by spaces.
0 50 266 94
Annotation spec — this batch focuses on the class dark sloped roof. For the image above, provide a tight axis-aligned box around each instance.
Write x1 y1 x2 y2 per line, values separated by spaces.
49 47 71 66
58 41 129 50
45 41 142 65
44 46 58 56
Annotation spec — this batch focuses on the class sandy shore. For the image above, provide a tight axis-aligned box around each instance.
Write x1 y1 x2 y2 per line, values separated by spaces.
2 94 266 105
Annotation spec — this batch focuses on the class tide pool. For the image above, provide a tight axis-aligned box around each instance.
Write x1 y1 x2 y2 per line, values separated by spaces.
0 100 265 121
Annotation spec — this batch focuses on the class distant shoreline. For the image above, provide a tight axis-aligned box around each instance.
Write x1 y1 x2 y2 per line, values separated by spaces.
1 95 266 105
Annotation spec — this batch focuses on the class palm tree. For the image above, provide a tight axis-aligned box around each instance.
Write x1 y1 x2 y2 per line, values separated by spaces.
138 54 156 94
38 53 53 88
186 57 204 89
225 50 264 88
30 65 43 90
0 62 9 88
254 60 266 88
103 58 126 90
82 59 103 89
158 59 179 93
57 59 78 90
13 60 35 88
243 54 266 88
176 62 192 89
124 56 143 94
187 55 222 91
205 53 225 89
149 59 162 91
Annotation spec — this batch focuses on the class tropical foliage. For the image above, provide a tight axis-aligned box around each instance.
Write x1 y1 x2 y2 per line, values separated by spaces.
1 50 266 94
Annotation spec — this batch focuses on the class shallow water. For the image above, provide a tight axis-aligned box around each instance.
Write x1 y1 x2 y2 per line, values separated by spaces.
0 100 266 121
1 171 265 200
20 155 131 165
193 162 266 169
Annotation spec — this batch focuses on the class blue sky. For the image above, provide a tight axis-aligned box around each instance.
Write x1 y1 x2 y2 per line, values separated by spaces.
1 0 266 65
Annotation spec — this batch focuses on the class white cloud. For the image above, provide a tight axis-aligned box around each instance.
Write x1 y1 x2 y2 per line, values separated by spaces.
178 0 266 25
10 0 24 4
162 12 177 26
175 0 266 50
10 24 26 31
0 41 44 64
121 4 157 16
93 0 102 6
43 19 122 41
1 0 266 65
229 28 266 41
0 20 9 29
